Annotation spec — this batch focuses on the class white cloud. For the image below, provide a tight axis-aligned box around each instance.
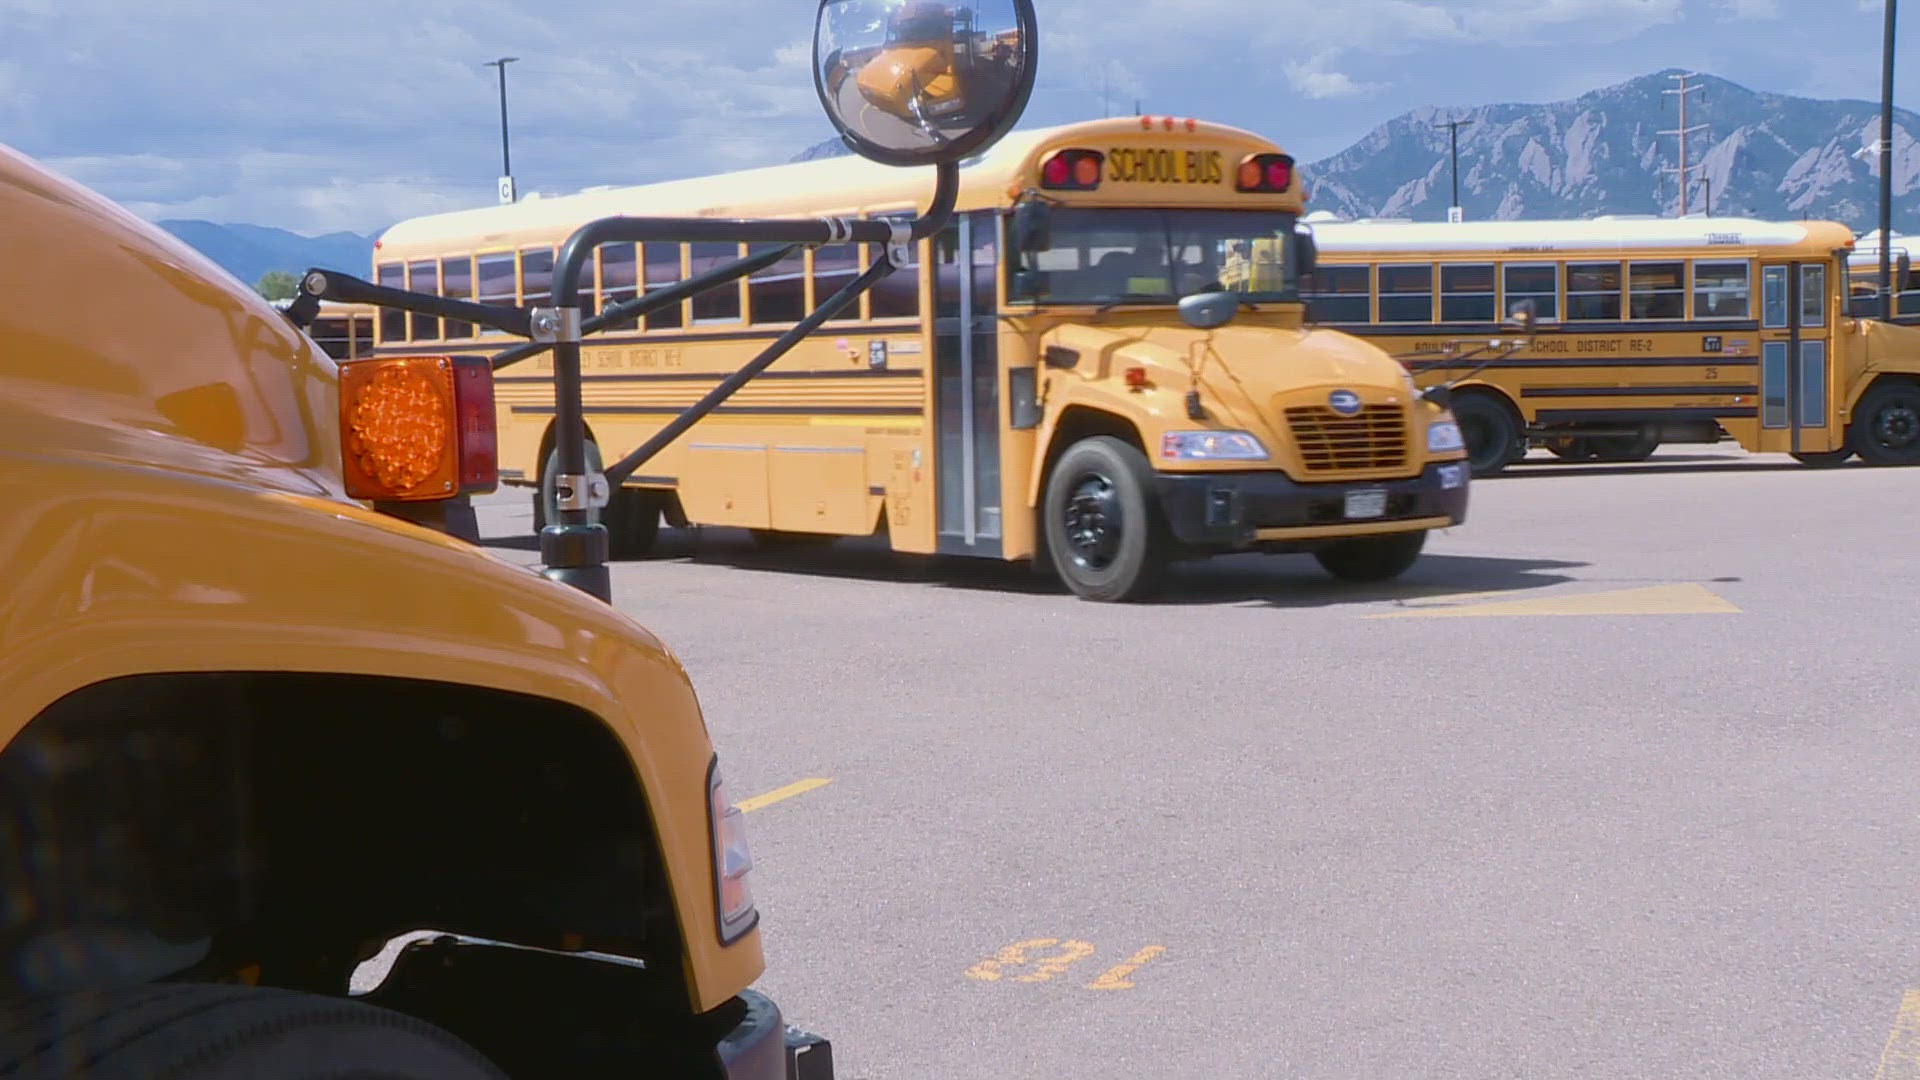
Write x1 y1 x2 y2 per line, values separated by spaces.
1285 52 1383 100
1722 0 1782 15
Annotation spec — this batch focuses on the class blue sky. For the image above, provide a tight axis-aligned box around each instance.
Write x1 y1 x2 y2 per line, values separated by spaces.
1 0 1910 235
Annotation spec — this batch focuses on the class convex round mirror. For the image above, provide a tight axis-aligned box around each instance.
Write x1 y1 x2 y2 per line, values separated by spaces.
815 0 1038 167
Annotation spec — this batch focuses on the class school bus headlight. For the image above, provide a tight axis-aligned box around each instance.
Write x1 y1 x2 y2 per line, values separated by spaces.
1427 419 1465 454
708 760 759 945
1161 430 1269 460
339 355 498 502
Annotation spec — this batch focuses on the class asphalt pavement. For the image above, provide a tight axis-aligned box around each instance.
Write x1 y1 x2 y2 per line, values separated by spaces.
472 447 1920 1079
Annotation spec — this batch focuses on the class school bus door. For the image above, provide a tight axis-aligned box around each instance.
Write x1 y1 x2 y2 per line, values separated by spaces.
1756 261 1840 454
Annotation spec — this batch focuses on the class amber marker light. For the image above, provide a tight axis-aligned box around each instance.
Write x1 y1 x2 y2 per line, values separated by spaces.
338 355 498 502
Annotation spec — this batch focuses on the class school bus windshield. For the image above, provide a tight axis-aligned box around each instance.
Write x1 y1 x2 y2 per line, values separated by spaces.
1014 208 1300 306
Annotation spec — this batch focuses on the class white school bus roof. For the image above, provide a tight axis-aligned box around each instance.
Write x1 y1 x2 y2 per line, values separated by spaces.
1308 215 1857 257
374 117 1295 258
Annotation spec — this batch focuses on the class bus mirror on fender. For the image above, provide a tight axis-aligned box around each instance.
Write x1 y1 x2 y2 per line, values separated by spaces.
813 0 1038 168
1179 292 1240 331
1013 199 1051 253
1506 298 1538 336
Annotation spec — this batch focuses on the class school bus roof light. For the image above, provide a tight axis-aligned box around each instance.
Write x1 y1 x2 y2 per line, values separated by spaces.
1236 153 1295 194
339 355 499 502
1041 149 1103 191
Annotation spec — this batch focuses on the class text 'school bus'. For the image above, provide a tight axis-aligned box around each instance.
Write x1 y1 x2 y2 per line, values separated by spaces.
0 140 820 1076
1304 214 1920 475
370 117 1473 602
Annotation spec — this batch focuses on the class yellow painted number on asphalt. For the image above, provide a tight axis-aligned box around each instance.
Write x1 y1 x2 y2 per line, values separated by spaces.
1085 945 1169 990
967 939 1165 990
1875 990 1920 1080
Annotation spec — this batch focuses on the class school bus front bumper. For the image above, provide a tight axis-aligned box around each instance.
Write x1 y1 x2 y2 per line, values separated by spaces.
1154 461 1469 549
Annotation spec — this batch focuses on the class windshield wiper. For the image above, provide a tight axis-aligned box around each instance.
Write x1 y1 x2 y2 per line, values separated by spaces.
1092 293 1166 314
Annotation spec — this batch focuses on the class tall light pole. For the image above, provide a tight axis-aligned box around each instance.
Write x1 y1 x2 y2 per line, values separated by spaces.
1435 118 1474 223
485 57 519 205
1879 0 1898 319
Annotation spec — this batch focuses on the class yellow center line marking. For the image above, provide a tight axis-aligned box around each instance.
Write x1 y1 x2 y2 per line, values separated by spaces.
1366 582 1741 619
1875 990 1920 1080
737 777 833 813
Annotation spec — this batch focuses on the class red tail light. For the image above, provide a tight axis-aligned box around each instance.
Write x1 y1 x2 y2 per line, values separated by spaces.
339 354 498 501
1040 149 1104 191
1236 153 1295 193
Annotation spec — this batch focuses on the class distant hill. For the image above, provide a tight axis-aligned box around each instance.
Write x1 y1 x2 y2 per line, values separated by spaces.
1302 69 1920 231
791 137 854 163
159 221 377 289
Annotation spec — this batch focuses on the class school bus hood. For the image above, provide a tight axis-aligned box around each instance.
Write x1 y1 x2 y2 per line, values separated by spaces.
856 46 957 111
0 141 348 498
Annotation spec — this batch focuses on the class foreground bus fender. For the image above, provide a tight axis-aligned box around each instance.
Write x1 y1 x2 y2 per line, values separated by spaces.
0 452 765 1015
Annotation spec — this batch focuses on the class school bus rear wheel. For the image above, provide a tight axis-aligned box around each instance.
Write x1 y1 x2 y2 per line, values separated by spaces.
1042 436 1169 602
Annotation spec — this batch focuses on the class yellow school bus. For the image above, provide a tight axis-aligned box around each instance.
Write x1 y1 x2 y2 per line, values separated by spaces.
1305 215 1920 474
279 298 377 360
370 116 1473 601
0 140 822 1076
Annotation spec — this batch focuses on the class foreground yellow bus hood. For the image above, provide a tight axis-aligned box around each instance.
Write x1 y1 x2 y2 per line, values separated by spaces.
0 142 764 1011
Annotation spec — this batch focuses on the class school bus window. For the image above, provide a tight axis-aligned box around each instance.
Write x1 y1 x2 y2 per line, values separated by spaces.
748 242 808 324
1567 262 1622 321
310 316 349 359
1439 263 1496 323
1503 263 1559 322
644 243 684 330
520 247 554 310
813 240 861 318
689 242 742 324
353 315 373 357
376 262 405 342
1305 265 1371 323
1802 263 1827 327
1761 265 1789 328
442 256 474 339
1377 264 1433 323
1628 261 1685 320
601 242 638 331
407 261 441 341
476 253 516 336
1691 262 1749 319
869 212 921 318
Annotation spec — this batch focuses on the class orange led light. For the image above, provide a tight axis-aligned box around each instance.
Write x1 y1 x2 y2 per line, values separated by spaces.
1073 155 1100 187
339 356 460 500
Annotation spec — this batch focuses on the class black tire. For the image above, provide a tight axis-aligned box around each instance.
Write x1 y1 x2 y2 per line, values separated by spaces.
1451 394 1523 476
1790 448 1854 468
1850 381 1920 465
0 983 506 1079
1042 436 1169 602
606 488 662 560
1314 529 1428 582
1588 428 1660 462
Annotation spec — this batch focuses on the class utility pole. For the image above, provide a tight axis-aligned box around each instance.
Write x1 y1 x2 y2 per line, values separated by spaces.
1434 117 1474 223
485 57 519 205
1660 72 1708 217
1879 0 1899 319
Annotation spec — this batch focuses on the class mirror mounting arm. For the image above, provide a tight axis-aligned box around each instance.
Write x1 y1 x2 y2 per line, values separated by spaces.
287 268 534 338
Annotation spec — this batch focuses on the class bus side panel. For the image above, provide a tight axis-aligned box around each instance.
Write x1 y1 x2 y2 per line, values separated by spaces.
679 440 774 529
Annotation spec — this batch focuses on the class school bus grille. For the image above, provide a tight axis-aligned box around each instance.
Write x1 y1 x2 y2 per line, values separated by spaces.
1284 404 1410 473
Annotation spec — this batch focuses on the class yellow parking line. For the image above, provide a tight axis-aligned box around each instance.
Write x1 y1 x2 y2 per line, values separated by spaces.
737 777 833 813
1875 991 1920 1080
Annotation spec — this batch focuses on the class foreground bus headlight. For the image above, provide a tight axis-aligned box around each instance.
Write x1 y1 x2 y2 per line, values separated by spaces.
1161 430 1269 461
707 760 758 945
1427 419 1465 454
